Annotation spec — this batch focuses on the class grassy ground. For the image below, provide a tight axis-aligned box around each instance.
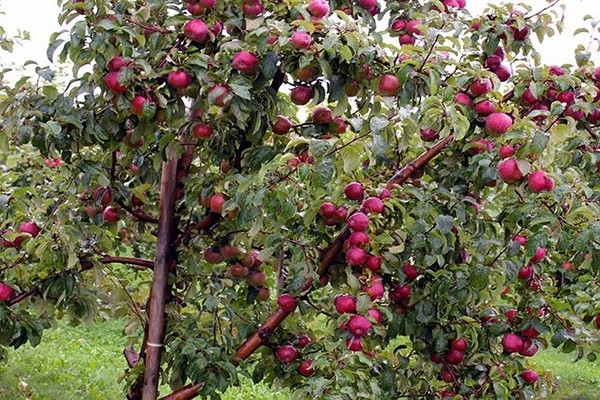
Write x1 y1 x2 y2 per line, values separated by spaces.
0 319 597 399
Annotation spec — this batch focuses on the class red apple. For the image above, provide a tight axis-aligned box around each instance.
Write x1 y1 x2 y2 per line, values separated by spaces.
131 95 150 116
184 19 210 43
346 247 368 266
276 345 298 363
209 193 226 213
518 264 534 280
521 369 538 384
207 84 231 107
362 197 384 214
312 107 333 124
348 231 370 247
334 295 357 314
531 247 547 263
347 315 372 337
362 277 384 300
346 336 363 351
290 86 313 105
167 70 192 89
193 123 213 139
344 182 363 200
347 212 369 232
102 206 120 223
18 222 40 238
277 293 297 312
297 359 315 376
248 270 266 287
307 0 329 18
232 50 258 73
108 56 129 71
501 333 523 353
403 264 420 280
455 93 473 107
474 100 495 116
485 112 513 136
319 202 337 218
366 255 382 272
498 145 515 159
450 338 468 352
444 349 464 365
272 116 292 135
419 128 438 142
0 283 15 301
498 159 524 183
290 31 312 49
104 71 127 93
367 308 382 324
469 78 493 97
378 74 400 96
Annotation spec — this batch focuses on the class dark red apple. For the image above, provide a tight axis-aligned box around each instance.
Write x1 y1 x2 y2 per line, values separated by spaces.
0 283 15 301
290 86 313 105
210 193 226 213
277 293 297 312
346 247 368 266
167 70 192 89
193 123 213 139
501 333 523 353
334 295 357 314
104 71 127 93
297 359 315 376
276 345 298 363
362 197 384 214
347 212 369 232
232 50 258 73
102 206 120 223
307 0 329 17
184 19 210 43
521 369 538 384
18 222 40 238
344 182 363 200
272 116 292 135
469 78 493 97
347 315 372 337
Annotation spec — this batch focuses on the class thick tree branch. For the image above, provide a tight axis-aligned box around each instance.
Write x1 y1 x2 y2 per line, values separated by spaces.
386 135 454 190
158 383 204 400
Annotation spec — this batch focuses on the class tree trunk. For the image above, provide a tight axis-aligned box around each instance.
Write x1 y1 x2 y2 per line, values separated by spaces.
141 158 179 400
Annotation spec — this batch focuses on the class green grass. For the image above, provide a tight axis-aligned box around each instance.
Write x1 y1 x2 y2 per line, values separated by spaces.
0 319 129 400
533 348 599 400
0 320 597 399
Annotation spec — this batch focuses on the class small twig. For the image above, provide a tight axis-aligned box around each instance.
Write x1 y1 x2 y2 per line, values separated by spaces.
525 0 560 20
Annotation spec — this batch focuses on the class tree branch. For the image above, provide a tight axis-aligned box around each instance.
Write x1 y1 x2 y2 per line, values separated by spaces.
158 383 204 400
386 135 454 190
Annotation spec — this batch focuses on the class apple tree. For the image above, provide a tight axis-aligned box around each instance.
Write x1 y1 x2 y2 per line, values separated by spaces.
0 0 599 399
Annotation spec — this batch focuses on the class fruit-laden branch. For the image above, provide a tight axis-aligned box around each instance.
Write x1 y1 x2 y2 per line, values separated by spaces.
141 158 179 400
6 256 154 307
233 135 454 363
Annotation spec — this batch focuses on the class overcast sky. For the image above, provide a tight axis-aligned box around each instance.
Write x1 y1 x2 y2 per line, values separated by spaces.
0 0 598 81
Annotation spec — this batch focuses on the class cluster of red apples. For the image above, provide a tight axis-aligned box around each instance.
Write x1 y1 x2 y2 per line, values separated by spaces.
0 222 41 302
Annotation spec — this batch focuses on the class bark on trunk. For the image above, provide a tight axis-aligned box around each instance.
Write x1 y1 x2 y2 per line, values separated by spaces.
141 158 179 400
